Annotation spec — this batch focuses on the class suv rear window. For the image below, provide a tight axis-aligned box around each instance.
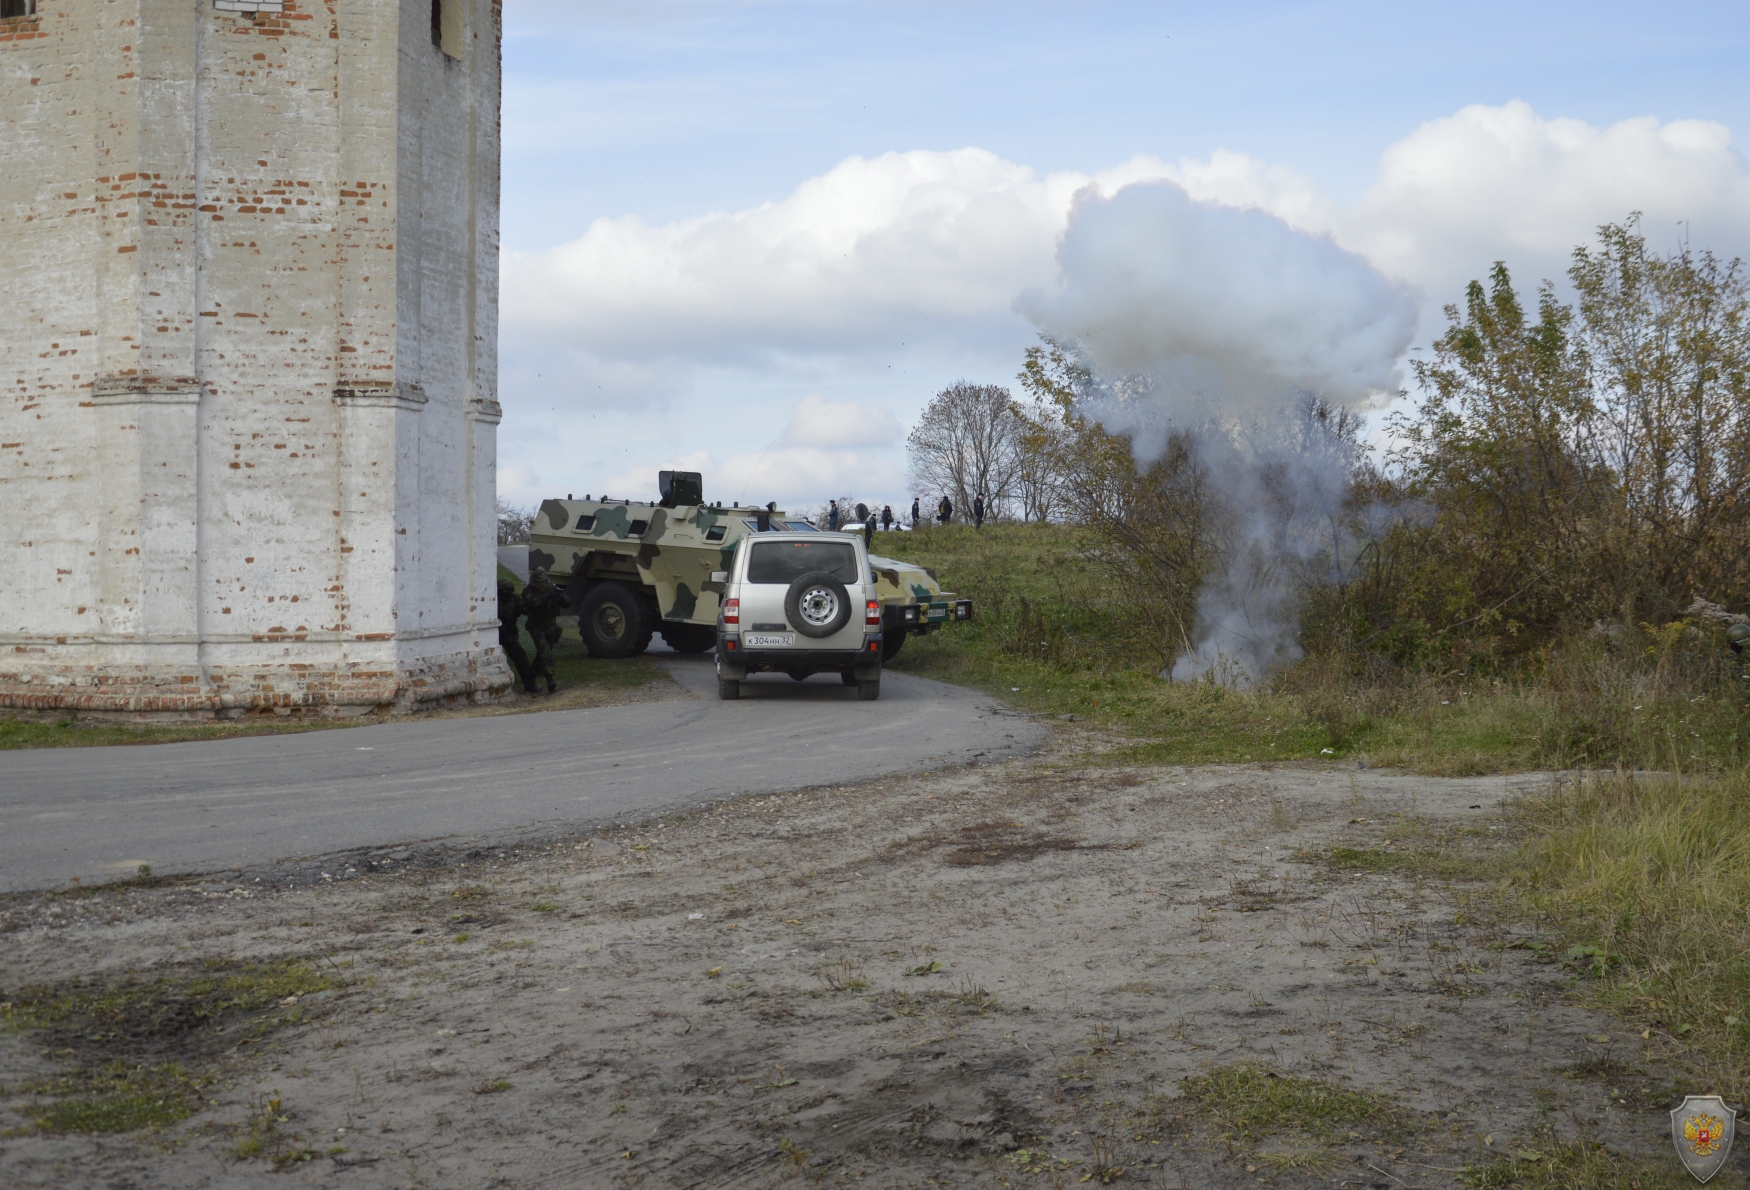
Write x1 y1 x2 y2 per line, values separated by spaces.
747 540 858 584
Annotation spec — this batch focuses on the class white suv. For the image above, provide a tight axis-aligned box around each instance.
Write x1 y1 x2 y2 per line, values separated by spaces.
713 532 883 700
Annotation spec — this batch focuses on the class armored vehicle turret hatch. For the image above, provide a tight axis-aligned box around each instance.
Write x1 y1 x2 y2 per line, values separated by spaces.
526 471 972 660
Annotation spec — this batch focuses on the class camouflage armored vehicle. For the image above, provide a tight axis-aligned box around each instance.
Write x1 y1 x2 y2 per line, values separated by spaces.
526 470 971 660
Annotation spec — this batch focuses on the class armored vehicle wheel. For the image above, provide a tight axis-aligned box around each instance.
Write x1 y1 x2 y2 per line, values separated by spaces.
785 571 851 639
717 677 740 700
856 676 880 701
660 623 715 653
880 632 905 662
840 669 857 686
632 594 660 655
578 582 647 659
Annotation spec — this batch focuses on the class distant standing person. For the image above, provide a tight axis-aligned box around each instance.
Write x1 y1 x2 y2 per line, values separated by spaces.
910 497 920 528
827 499 840 531
937 495 953 526
881 505 893 532
972 491 986 529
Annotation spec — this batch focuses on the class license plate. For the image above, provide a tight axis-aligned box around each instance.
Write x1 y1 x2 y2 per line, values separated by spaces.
744 633 794 647
926 607 948 621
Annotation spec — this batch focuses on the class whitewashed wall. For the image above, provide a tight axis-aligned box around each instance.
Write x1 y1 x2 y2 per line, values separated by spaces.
0 0 511 716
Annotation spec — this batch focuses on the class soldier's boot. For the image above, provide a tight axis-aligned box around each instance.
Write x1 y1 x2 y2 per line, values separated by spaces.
502 639 535 694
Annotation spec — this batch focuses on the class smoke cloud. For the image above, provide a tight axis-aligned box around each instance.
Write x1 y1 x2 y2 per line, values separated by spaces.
1020 180 1419 683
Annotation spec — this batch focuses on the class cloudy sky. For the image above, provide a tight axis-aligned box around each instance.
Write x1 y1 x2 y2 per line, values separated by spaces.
495 0 1750 514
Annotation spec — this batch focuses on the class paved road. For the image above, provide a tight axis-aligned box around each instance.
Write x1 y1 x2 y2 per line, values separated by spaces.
0 659 1042 892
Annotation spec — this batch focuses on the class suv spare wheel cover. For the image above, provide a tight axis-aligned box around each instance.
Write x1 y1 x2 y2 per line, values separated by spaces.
785 571 852 638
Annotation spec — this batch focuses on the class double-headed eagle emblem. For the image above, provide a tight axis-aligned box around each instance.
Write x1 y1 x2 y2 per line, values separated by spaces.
1686 1111 1725 1156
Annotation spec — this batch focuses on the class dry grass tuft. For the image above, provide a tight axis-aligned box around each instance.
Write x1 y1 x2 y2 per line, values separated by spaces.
1501 769 1750 1101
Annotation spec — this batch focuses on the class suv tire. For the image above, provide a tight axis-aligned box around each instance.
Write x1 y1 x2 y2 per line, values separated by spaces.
578 582 647 658
717 677 741 700
785 571 852 639
856 676 880 701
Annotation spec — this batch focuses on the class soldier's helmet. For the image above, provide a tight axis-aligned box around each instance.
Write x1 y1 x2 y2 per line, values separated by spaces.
529 567 551 584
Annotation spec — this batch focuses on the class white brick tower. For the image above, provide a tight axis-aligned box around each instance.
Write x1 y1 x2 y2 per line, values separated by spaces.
0 0 513 716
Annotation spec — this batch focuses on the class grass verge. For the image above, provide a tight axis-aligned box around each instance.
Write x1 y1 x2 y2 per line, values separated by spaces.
507 622 680 710
0 618 676 751
0 712 375 752
878 523 1750 775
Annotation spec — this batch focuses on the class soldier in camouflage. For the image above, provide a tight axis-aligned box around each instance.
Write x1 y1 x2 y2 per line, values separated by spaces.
496 580 536 693
522 568 565 695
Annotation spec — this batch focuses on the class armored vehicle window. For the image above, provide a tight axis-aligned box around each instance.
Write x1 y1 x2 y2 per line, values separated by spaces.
705 525 726 542
628 519 649 536
747 541 858 585
574 515 596 533
783 521 819 532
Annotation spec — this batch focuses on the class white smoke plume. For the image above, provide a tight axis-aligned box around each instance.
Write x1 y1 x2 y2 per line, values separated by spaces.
1020 181 1419 683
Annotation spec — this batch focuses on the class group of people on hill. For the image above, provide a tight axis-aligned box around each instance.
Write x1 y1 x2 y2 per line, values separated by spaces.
933 492 988 528
826 491 991 534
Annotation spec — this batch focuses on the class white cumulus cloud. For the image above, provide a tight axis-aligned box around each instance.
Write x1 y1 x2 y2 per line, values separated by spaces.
1164 102 1750 304
497 102 1750 510
781 394 901 449
590 398 907 512
499 148 1183 391
504 149 1079 363
1352 102 1750 301
502 103 1750 404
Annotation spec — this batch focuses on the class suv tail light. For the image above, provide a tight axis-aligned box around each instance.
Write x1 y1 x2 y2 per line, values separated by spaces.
865 599 880 626
723 598 739 625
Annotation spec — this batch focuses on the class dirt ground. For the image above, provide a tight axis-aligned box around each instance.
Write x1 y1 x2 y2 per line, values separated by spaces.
0 730 1724 1189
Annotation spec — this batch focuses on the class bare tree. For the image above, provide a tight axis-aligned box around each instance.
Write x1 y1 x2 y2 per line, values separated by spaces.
906 381 1024 521
496 498 534 546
